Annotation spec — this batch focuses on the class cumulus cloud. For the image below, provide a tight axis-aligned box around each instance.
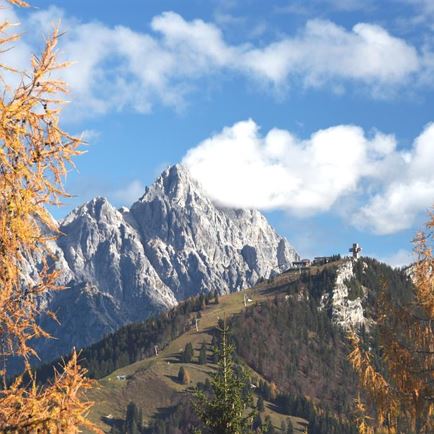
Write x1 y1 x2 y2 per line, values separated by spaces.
356 123 434 233
182 120 434 235
242 20 419 87
2 6 427 119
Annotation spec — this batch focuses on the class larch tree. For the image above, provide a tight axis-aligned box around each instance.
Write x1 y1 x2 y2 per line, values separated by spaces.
0 0 98 431
349 207 434 433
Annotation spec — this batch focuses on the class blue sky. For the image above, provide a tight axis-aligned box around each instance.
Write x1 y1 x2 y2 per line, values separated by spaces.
4 0 434 265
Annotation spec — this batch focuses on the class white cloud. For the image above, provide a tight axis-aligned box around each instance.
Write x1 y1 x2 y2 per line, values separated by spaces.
242 20 420 87
379 248 414 268
2 6 428 119
80 129 100 143
182 119 383 213
151 11 236 68
182 120 434 234
356 123 434 234
356 180 434 233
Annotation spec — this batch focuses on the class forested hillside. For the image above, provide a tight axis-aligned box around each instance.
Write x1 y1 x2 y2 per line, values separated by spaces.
35 293 215 382
34 258 417 433
231 296 357 417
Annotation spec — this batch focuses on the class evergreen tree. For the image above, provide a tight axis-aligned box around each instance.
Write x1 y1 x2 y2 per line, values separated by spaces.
178 366 190 385
205 292 211 305
214 289 220 304
153 419 166 434
263 382 276 401
124 402 142 434
210 335 219 363
182 342 194 363
286 418 294 434
199 342 207 365
137 407 143 430
257 396 265 412
204 377 211 390
194 319 255 433
264 415 275 434
199 293 206 310
253 414 263 431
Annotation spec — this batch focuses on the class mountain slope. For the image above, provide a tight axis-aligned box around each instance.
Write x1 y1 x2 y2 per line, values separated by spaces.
79 271 310 433
32 164 298 364
67 257 414 433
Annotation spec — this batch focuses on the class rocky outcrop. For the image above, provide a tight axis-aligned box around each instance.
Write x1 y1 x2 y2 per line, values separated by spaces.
320 260 367 330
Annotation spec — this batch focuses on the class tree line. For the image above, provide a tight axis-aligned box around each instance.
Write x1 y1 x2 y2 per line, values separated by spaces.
34 291 219 383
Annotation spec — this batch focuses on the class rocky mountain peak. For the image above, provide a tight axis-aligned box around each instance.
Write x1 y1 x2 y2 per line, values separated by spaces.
31 164 299 364
61 196 116 226
139 164 205 208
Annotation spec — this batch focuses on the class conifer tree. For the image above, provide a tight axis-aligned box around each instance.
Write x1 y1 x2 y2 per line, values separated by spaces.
199 293 206 310
178 366 190 385
349 207 434 433
257 396 265 412
264 415 275 433
153 419 167 434
253 413 263 431
210 335 219 363
199 342 207 365
205 292 211 305
124 402 142 434
182 342 194 363
194 318 255 433
0 1 97 431
178 366 185 384
286 418 294 434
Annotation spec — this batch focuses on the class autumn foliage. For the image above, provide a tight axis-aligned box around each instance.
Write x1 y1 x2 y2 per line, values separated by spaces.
0 0 98 431
349 207 434 433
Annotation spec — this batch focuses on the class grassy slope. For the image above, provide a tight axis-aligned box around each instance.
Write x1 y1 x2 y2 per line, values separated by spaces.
84 268 320 433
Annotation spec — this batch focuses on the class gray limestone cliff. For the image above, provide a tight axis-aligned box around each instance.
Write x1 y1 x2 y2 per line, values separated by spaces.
32 164 298 363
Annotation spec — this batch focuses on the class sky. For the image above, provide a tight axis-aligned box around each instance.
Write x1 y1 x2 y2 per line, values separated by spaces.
2 0 434 266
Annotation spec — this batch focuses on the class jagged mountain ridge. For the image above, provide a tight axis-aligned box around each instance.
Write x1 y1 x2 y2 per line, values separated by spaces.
33 164 298 363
